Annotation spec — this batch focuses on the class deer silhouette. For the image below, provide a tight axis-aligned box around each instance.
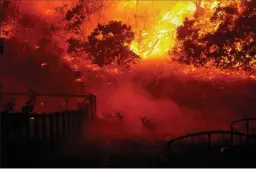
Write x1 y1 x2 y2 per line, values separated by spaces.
115 112 123 122
2 98 15 114
21 89 37 114
141 117 157 141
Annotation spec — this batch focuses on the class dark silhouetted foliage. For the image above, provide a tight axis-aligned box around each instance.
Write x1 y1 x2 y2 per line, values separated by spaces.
85 21 141 68
172 1 256 72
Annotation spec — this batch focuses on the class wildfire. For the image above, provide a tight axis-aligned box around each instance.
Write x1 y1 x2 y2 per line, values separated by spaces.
127 0 220 60
128 1 197 59
2 0 256 79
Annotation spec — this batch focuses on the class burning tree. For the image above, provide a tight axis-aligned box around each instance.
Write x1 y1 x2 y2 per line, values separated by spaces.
53 0 140 70
86 21 141 69
172 0 256 72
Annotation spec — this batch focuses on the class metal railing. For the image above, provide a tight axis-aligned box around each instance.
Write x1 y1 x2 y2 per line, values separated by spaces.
230 117 256 144
167 130 255 154
167 117 256 155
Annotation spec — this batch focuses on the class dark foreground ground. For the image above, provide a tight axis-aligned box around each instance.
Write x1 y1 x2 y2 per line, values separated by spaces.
1 137 256 167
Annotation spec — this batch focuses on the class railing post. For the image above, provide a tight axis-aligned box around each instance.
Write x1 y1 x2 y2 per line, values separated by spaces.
246 120 249 144
239 133 243 145
230 127 233 146
208 133 211 149
168 141 172 155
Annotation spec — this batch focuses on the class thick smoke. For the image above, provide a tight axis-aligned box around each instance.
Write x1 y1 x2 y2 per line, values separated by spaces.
83 63 256 140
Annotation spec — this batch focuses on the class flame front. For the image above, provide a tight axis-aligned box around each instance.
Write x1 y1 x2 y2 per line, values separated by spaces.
2 0 223 61
128 1 198 60
76 0 220 61
113 0 219 60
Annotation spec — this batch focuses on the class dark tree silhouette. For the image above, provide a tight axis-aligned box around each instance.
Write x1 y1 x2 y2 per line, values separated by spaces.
172 1 256 72
85 21 141 69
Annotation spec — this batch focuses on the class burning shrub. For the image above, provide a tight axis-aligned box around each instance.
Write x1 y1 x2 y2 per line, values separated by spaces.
172 0 256 72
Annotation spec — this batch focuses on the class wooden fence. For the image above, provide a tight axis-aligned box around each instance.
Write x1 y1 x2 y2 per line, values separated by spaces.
1 108 88 144
1 92 96 145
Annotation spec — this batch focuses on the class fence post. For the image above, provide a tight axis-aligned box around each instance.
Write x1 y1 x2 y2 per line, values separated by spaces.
88 94 96 120
41 113 47 141
49 113 55 147
73 111 78 137
25 114 31 142
61 112 66 141
66 112 71 139
65 97 69 111
92 95 96 119
54 112 60 143
76 110 81 136
33 114 39 141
